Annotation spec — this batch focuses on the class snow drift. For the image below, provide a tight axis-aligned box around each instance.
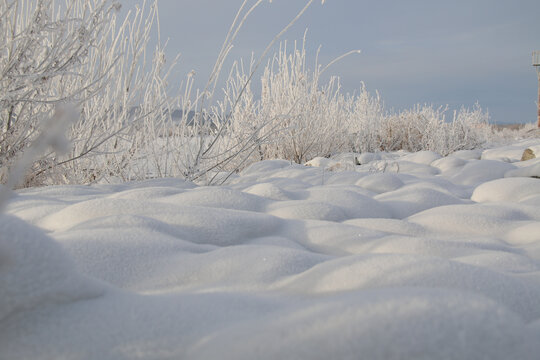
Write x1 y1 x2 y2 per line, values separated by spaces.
1 139 540 359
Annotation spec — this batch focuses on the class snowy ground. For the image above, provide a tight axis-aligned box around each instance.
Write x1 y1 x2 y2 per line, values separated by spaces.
2 138 540 359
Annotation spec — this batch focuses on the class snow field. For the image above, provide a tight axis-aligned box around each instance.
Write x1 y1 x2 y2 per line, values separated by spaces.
1 139 540 359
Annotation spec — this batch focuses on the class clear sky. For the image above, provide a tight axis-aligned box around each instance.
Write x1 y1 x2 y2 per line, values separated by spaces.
148 0 540 124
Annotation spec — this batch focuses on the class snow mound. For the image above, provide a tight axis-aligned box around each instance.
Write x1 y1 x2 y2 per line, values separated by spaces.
159 186 268 212
188 289 537 360
450 160 516 186
323 171 367 185
268 189 391 221
505 221 540 245
451 149 482 160
38 198 187 232
505 158 540 178
355 173 404 193
431 156 467 175
408 203 536 236
343 218 425 236
376 186 467 218
277 254 540 319
3 138 540 359
305 187 392 219
268 200 348 221
0 215 104 322
471 177 540 203
243 182 292 200
401 150 441 164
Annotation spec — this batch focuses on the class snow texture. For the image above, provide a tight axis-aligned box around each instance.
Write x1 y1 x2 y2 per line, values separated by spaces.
1 139 540 359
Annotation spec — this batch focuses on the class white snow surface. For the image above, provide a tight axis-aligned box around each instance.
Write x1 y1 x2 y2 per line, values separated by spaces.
1 139 540 359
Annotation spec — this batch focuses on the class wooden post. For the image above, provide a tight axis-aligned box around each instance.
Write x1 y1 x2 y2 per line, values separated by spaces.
534 51 540 127
538 74 540 128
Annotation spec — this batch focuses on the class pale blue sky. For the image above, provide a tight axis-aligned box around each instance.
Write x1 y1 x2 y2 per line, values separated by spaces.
147 0 540 124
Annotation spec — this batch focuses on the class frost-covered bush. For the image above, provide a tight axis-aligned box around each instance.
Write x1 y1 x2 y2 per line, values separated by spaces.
222 41 354 168
138 1 330 185
1 0 334 187
357 103 490 156
213 42 492 170
0 0 177 186
485 122 538 146
255 42 353 163
348 85 386 153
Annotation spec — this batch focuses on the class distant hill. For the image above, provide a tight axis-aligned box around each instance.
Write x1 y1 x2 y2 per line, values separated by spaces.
124 107 218 127
169 109 218 127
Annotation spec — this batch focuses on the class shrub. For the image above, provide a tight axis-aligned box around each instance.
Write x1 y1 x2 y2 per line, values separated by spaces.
213 41 492 171
222 39 355 168
0 0 176 186
361 103 490 156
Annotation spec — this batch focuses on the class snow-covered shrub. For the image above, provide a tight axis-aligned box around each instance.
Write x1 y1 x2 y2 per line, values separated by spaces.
443 104 491 154
208 35 492 172
485 122 538 146
348 85 386 153
215 49 492 170
259 43 354 163
145 1 331 185
0 0 335 187
223 41 353 166
0 0 177 186
202 38 361 181
351 102 490 156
